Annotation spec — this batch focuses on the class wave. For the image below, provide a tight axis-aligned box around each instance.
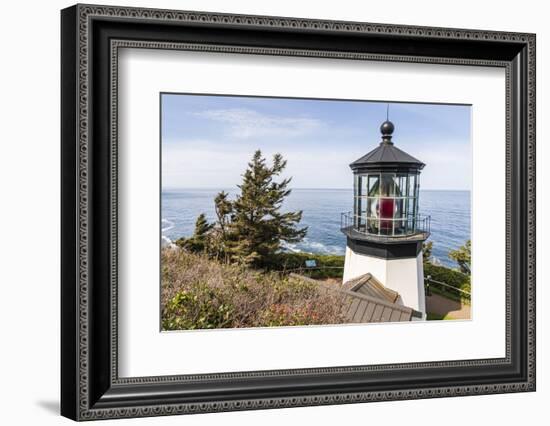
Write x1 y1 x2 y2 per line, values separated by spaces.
161 218 178 249
161 218 175 233
282 239 345 255
161 235 172 248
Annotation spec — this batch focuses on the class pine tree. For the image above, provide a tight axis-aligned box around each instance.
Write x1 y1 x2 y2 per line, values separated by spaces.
217 150 307 266
193 213 213 239
448 239 471 274
422 241 433 263
176 213 213 253
214 191 232 239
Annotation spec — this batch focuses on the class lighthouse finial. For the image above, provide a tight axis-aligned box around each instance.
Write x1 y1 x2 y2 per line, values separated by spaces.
380 105 394 145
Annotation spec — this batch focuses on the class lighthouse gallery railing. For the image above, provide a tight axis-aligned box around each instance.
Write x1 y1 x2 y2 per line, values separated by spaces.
340 211 431 238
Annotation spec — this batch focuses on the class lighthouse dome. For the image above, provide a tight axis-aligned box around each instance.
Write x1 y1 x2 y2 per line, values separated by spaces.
349 120 424 173
380 120 395 136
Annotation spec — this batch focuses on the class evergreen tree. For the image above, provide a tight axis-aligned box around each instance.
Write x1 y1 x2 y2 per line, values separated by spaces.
214 191 233 239
218 150 307 265
449 239 471 274
422 241 433 263
176 213 213 253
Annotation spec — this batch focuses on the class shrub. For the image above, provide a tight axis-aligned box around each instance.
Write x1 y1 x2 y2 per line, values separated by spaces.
163 284 235 330
422 241 433 263
262 301 334 327
448 240 471 275
161 249 345 330
424 262 471 293
263 252 345 279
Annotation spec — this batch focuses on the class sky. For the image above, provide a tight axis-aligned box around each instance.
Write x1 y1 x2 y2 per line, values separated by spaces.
161 94 471 190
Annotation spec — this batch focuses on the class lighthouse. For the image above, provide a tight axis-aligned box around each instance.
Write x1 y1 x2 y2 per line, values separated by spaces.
340 118 430 316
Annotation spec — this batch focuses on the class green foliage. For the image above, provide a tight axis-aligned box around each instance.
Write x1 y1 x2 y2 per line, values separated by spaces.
181 150 308 266
422 241 433 263
161 250 345 330
426 312 452 321
423 240 471 303
264 252 345 279
448 239 471 274
194 213 213 236
223 150 307 265
162 284 235 330
175 213 213 253
214 191 232 240
424 262 471 294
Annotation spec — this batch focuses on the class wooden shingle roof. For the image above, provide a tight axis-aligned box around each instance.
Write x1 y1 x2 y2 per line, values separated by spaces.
290 273 421 324
341 288 416 323
340 273 418 323
343 273 399 304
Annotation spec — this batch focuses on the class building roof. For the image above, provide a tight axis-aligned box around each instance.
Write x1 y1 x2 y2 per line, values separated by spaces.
349 120 425 173
289 272 421 323
341 273 421 323
350 143 425 170
342 290 415 323
343 273 399 303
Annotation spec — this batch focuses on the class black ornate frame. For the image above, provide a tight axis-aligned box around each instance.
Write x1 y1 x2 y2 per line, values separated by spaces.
61 4 536 421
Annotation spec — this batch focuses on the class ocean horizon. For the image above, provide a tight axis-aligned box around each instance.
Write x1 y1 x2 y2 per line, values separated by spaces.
162 188 471 269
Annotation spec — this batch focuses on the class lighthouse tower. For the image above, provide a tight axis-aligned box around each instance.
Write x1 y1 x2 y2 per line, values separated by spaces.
341 119 430 315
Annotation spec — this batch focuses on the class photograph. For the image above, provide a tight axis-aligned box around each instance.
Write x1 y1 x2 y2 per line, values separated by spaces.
160 94 472 330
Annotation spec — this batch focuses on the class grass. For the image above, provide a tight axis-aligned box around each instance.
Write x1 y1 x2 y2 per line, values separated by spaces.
424 262 471 304
427 284 471 305
161 249 347 331
424 263 470 290
263 252 345 279
426 312 454 321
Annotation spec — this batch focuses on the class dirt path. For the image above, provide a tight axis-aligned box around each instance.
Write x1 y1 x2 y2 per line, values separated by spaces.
426 293 471 320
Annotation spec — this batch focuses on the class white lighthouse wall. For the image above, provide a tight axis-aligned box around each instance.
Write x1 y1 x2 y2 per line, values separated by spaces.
384 253 426 314
343 248 426 313
343 246 388 286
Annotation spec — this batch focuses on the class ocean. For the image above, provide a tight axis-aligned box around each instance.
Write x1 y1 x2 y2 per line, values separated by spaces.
162 189 470 268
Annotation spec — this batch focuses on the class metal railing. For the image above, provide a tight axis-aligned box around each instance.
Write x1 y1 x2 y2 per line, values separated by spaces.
280 266 344 273
275 265 345 280
425 276 471 302
341 212 431 238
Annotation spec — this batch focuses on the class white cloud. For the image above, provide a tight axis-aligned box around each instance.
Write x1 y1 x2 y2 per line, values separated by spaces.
162 137 471 191
413 142 472 190
161 140 353 189
192 108 323 140
162 141 246 189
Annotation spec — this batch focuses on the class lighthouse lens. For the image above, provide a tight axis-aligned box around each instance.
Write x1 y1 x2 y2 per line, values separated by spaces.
380 173 395 197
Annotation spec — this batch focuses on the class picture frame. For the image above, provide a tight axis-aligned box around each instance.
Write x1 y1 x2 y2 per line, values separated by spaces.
61 3 536 421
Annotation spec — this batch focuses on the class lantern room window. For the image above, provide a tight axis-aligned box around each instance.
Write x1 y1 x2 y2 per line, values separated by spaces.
353 172 419 236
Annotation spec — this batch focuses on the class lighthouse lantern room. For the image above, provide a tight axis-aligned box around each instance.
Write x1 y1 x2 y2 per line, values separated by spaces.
341 119 430 316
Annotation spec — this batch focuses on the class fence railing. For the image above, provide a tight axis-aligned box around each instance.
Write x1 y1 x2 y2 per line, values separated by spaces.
425 276 471 302
275 264 470 303
281 266 344 273
341 211 431 238
277 265 344 279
